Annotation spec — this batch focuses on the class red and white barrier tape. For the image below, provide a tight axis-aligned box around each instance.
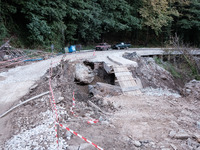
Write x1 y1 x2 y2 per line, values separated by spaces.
69 91 99 124
49 73 59 121
87 119 99 124
54 123 59 147
49 62 60 148
48 59 103 150
49 94 59 148
70 91 78 117
0 60 24 68
0 56 24 64
69 91 97 121
48 95 59 148
72 91 75 108
59 123 104 150
49 63 59 119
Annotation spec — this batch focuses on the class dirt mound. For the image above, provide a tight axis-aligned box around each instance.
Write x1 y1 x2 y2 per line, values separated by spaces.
2 60 117 149
123 52 179 91
3 52 200 150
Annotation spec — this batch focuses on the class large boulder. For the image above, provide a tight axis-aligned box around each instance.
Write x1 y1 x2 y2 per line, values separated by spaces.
89 82 122 97
75 63 94 84
182 80 200 100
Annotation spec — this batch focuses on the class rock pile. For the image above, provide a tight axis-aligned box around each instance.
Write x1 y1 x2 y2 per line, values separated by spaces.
136 57 176 90
123 52 177 90
182 79 200 100
4 110 68 150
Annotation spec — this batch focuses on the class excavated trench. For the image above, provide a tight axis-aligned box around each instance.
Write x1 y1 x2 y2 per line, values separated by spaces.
3 52 200 150
76 60 116 97
3 55 200 149
3 60 118 148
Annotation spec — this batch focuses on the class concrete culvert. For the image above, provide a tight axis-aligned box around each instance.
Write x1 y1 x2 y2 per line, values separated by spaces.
75 61 118 98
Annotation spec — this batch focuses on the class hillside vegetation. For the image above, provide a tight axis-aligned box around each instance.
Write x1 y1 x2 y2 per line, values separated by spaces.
0 0 200 48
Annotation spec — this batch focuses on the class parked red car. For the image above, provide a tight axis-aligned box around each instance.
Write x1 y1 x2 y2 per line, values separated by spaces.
95 43 111 51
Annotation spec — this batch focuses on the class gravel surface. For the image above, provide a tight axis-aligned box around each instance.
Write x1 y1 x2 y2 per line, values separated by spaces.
1 49 200 150
4 110 68 150
142 87 181 98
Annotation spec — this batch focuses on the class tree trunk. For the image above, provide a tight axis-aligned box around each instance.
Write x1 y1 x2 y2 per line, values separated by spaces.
145 26 149 46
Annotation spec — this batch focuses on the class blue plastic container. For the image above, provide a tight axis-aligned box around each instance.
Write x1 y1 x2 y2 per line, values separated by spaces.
68 45 76 53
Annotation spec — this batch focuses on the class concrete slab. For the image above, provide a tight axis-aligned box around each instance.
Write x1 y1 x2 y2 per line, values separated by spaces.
113 66 142 94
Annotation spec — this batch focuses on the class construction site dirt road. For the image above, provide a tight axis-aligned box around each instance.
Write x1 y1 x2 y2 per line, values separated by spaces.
0 49 200 150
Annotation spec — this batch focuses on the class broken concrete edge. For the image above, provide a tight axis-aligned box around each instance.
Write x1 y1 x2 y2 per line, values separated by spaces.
107 56 123 66
103 62 114 74
89 82 122 98
108 55 138 68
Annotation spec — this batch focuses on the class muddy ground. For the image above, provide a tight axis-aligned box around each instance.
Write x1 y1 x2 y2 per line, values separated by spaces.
1 56 200 150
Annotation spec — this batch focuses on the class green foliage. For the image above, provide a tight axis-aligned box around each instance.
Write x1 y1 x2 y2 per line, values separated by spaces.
0 22 8 43
139 0 179 35
165 63 182 78
176 0 200 29
183 55 200 80
0 0 200 48
0 0 17 43
99 0 140 31
173 0 200 44
26 17 51 44
154 57 181 78
20 0 67 47
154 57 162 64
63 0 141 43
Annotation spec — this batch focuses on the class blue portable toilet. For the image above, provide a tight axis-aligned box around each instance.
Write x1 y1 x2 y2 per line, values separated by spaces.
68 45 76 53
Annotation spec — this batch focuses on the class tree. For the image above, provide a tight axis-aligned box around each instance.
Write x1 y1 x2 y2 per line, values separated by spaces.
64 0 141 43
173 0 200 44
1 0 200 48
0 0 17 42
63 0 102 44
20 0 67 46
97 0 141 42
0 0 67 47
139 0 178 35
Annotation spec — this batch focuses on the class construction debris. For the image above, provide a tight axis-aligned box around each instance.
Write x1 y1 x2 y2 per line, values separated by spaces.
1 50 200 150
182 79 200 100
89 82 122 97
0 40 11 51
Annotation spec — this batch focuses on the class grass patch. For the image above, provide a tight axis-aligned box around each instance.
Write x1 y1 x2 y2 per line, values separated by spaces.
154 56 200 81
154 57 181 78
164 63 181 78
